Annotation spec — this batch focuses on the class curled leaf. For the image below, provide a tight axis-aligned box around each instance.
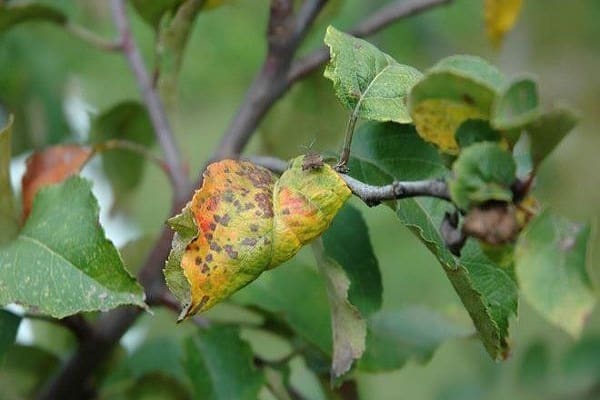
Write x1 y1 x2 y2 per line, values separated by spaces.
21 145 92 219
408 55 506 153
165 156 351 319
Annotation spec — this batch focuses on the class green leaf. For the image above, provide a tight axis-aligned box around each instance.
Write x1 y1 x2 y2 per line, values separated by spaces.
517 340 550 389
455 119 502 149
130 0 184 29
324 26 422 124
233 261 332 355
526 106 578 169
116 373 191 400
0 116 18 246
0 345 60 399
313 240 366 379
449 142 516 210
183 326 264 400
104 338 188 387
0 176 146 318
360 306 472 372
515 210 595 337
562 336 600 387
348 122 518 360
0 310 21 362
0 3 67 35
408 55 505 153
491 77 540 130
90 101 155 201
322 203 382 316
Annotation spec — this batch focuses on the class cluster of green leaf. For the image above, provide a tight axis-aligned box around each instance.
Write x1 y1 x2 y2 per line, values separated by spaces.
323 26 595 362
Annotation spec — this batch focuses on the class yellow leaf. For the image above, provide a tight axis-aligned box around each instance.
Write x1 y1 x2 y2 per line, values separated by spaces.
485 0 524 47
166 156 351 318
412 99 486 154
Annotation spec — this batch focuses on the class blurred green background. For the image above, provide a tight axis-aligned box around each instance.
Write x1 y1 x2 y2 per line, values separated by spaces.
1 0 599 399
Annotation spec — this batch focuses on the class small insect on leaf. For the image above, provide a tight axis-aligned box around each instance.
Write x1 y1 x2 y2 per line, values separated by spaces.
302 152 324 171
165 155 351 319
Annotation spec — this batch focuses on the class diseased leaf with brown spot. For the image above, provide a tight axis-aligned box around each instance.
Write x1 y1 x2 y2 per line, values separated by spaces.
165 156 351 319
21 145 91 219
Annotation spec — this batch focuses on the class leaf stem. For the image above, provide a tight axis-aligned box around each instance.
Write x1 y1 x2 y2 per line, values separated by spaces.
110 0 189 200
335 113 358 172
64 23 122 52
91 139 169 175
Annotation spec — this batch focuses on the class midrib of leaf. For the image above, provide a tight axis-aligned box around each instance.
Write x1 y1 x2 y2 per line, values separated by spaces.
352 62 393 120
16 234 116 291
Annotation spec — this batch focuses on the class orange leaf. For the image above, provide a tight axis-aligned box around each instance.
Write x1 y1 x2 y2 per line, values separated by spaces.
22 145 91 219
165 156 351 318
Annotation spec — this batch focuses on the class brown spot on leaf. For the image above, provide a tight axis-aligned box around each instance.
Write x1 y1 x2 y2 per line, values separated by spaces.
242 238 257 246
250 224 259 232
254 192 274 218
195 256 202 266
206 254 213 262
224 244 239 259
282 208 290 215
209 242 222 252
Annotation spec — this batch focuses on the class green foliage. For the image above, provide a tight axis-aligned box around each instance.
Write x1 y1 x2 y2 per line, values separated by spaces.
449 142 516 210
347 122 518 359
183 326 264 400
0 3 66 35
130 0 184 29
491 77 540 130
517 341 550 389
0 4 596 400
234 261 332 355
324 26 422 124
322 203 382 317
90 101 155 202
0 310 21 362
0 177 146 318
0 345 60 399
313 239 367 379
360 306 472 372
527 106 579 169
0 116 18 245
515 210 595 337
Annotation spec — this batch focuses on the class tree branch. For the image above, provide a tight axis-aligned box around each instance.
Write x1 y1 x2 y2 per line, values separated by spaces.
288 0 453 83
110 0 189 199
214 0 330 160
341 174 450 206
249 155 451 205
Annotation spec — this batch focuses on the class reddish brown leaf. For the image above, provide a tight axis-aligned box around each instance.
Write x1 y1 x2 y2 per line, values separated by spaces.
22 145 91 219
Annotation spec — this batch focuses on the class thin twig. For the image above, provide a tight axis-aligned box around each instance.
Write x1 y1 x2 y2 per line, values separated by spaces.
64 23 122 52
341 174 450 205
110 0 189 199
288 0 453 83
91 139 169 174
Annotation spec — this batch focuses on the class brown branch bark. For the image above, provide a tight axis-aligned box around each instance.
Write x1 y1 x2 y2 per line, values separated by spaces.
214 0 329 159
